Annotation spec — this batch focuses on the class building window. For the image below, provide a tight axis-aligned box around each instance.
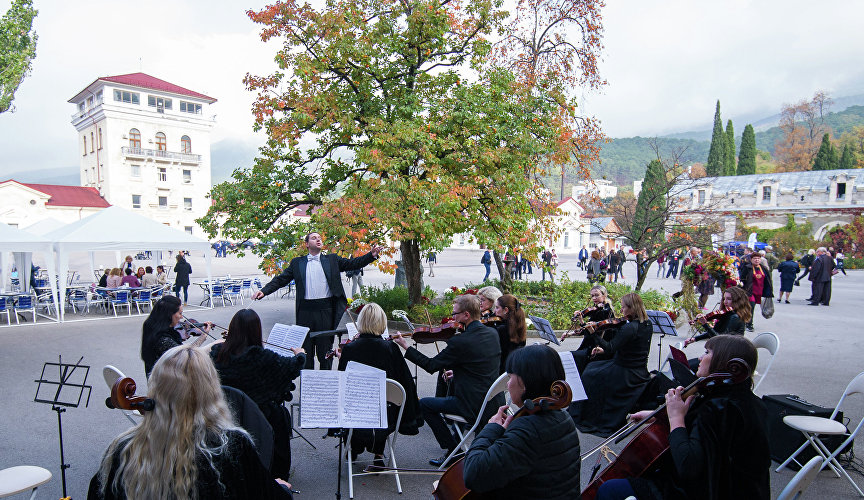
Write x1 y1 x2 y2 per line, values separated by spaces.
185 226 193 235
129 128 141 148
182 169 191 183
98 128 103 149
158 196 168 209
184 198 192 211
132 195 141 209
837 182 846 200
157 167 167 182
762 186 771 203
96 90 102 103
564 232 570 248
87 96 94 107
459 234 466 246
147 95 172 112
90 132 95 152
83 136 87 155
113 90 140 104
155 132 166 151
131 165 141 178
181 135 191 153
78 102 85 113
698 190 706 206
180 101 202 114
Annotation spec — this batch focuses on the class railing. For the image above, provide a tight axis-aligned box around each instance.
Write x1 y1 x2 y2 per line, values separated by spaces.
121 146 201 163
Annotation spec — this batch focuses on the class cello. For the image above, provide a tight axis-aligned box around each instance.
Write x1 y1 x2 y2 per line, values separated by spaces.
432 380 573 500
580 358 751 499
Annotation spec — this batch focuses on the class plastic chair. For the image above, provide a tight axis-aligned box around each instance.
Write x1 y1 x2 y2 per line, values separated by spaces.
110 290 132 317
14 295 36 324
102 365 140 425
133 290 152 314
69 289 89 315
776 456 823 500
280 280 295 299
149 284 168 306
91 288 111 314
35 292 56 318
439 372 509 470
0 298 11 325
210 284 226 307
347 379 406 499
0 465 52 500
776 371 864 497
752 332 779 393
240 279 253 298
224 283 243 306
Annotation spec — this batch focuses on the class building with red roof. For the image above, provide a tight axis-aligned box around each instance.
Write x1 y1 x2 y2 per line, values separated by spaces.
0 180 109 228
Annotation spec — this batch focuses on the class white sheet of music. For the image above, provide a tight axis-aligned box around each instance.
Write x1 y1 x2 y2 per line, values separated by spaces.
299 365 387 429
265 323 310 357
345 322 359 337
558 351 588 402
299 370 341 428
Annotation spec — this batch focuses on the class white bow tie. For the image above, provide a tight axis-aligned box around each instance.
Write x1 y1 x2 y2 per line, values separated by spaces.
308 255 320 262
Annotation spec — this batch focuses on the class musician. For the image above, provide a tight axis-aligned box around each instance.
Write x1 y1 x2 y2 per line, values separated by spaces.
595 335 770 500
686 286 750 345
210 308 306 480
569 292 652 437
252 232 382 370
140 295 211 378
493 294 527 374
477 286 502 319
334 303 422 464
463 345 581 499
88 345 293 499
393 295 501 467
567 284 616 373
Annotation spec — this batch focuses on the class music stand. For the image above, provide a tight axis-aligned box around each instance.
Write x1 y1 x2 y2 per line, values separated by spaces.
646 310 678 371
33 355 92 499
528 315 560 345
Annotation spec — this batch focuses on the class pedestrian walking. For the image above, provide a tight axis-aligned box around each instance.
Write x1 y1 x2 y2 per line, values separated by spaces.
656 252 667 278
776 253 798 304
426 251 437 277
481 249 492 282
541 249 553 281
808 247 835 306
795 249 815 286
578 245 588 271
835 251 847 276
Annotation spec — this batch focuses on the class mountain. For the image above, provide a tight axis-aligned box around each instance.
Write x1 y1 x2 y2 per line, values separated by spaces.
1 166 79 186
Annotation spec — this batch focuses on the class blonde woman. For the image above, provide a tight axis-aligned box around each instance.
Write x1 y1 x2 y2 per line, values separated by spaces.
477 286 502 319
106 268 123 288
88 344 292 499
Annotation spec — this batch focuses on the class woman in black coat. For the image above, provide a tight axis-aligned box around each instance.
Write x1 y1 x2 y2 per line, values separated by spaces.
173 253 192 304
777 253 800 303
683 286 751 371
336 303 422 464
739 253 774 331
493 294 527 374
569 292 653 437
211 309 306 480
463 344 580 499
564 284 616 373
140 295 212 378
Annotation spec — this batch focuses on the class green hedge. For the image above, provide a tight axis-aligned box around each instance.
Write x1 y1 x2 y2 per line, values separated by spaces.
844 257 863 270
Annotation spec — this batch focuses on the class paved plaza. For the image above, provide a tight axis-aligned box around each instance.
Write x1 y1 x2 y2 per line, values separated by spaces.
1 248 862 499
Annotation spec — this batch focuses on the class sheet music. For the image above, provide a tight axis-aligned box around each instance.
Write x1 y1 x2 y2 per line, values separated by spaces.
342 369 387 428
558 351 587 402
299 370 341 428
345 322 359 337
345 360 384 374
266 323 310 356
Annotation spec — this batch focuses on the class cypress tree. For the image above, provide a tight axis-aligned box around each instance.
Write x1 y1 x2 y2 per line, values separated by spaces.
724 119 736 176
633 159 667 242
812 133 838 171
706 100 725 177
737 124 757 175
840 143 855 169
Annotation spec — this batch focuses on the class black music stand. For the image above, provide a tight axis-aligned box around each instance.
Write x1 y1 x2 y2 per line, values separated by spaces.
646 310 678 371
33 355 92 499
528 315 560 345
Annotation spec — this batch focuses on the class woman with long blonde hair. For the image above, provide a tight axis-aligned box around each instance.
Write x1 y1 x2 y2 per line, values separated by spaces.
89 345 292 499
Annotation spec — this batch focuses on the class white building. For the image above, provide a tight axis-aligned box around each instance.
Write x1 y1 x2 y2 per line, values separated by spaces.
0 180 110 227
68 73 217 236
572 179 618 200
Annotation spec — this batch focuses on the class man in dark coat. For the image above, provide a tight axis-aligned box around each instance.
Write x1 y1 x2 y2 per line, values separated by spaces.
253 232 381 369
393 294 501 466
808 247 835 306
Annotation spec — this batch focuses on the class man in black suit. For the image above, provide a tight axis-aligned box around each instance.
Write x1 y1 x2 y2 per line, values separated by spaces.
393 294 501 466
808 247 835 306
253 232 381 369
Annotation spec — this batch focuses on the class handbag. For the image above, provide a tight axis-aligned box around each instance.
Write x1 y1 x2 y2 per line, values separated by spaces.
761 296 775 319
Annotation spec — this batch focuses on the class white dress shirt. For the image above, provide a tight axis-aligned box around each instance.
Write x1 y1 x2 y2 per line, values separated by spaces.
305 254 332 299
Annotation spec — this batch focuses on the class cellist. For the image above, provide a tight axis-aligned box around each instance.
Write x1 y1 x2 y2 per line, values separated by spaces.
595 335 770 500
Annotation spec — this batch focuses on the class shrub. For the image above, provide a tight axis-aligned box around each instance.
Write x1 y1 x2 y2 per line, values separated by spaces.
844 257 863 269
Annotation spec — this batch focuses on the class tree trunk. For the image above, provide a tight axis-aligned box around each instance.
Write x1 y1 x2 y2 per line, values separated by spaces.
400 239 423 305
634 255 657 291
493 250 512 293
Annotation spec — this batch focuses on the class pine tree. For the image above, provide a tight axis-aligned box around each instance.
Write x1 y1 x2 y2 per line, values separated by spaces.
812 133 838 171
632 159 667 241
840 143 855 169
724 119 736 176
737 124 757 175
706 100 725 177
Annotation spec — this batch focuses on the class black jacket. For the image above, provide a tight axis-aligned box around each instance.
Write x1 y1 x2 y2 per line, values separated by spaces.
692 312 745 343
740 262 774 299
173 259 192 286
404 320 501 421
464 409 581 499
141 327 183 378
210 345 305 411
260 252 376 327
808 253 835 283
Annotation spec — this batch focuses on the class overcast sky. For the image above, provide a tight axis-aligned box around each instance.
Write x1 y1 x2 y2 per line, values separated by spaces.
1 0 863 175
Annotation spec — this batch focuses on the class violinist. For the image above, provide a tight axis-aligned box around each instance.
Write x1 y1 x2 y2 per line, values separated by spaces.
493 294 527 374
595 335 770 500
684 286 750 347
567 285 616 373
89 344 294 500
334 303 422 465
463 345 581 499
569 293 652 437
393 295 501 467
477 286 502 319
141 296 212 378
210 309 306 480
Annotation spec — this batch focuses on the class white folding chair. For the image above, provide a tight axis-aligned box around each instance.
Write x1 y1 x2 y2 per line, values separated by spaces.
439 372 510 470
0 465 52 500
346 379 406 499
776 371 864 497
102 365 141 425
752 332 779 393
776 456 823 500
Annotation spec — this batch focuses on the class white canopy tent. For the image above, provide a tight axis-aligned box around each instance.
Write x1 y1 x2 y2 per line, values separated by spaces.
43 206 213 321
0 223 60 322
23 218 67 237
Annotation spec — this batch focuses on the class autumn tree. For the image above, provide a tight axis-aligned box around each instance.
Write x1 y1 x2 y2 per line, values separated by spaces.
812 133 839 171
0 0 37 114
737 124 756 175
775 91 832 171
706 101 725 177
723 119 736 176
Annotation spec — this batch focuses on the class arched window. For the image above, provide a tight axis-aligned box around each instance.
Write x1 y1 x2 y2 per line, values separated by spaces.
129 129 141 149
155 132 166 151
181 135 191 153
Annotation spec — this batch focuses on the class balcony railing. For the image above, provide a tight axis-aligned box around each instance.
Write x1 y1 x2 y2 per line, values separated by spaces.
121 146 201 163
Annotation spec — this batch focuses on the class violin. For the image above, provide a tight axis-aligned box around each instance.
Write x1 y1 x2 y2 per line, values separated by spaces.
580 359 751 499
433 380 573 500
683 306 733 347
561 316 626 340
402 318 464 344
572 303 605 323
105 376 155 413
176 315 223 341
